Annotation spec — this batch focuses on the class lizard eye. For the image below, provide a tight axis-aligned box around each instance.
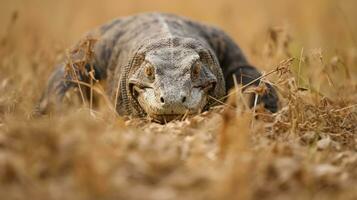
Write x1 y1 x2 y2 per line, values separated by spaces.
192 61 201 79
144 63 155 80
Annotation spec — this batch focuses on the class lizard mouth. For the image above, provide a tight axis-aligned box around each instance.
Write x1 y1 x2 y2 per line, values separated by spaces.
147 113 191 123
129 81 214 123
129 81 152 98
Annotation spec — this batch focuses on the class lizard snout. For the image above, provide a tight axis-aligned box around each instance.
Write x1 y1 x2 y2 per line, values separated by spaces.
159 92 187 105
157 90 190 113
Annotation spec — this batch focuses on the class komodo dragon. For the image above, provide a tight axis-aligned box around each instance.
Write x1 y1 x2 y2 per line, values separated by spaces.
38 13 279 122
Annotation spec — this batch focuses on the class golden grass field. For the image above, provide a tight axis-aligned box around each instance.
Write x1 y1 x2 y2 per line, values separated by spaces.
1 0 357 199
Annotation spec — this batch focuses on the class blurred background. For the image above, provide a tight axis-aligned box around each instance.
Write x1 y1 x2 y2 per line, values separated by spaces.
1 0 356 59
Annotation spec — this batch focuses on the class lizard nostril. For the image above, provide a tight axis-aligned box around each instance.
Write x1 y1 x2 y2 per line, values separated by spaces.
181 96 187 103
160 97 165 103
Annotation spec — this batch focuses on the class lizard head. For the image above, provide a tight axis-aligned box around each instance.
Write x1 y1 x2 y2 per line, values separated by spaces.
128 39 221 122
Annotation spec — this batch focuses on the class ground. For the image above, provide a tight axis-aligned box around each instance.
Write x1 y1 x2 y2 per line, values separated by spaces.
0 0 357 199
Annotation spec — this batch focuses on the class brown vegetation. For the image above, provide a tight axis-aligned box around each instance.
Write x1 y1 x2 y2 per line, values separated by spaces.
0 0 356 199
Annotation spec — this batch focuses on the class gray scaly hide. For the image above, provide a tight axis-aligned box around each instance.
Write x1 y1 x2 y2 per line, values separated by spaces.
37 13 279 121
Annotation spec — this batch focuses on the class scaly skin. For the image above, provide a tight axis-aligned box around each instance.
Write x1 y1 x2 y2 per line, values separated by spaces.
37 13 279 122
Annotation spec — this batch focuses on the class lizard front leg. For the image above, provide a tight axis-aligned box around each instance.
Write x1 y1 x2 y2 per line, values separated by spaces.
200 26 279 112
225 65 279 113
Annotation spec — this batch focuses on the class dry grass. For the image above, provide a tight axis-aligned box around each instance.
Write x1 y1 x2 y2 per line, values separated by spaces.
0 0 357 199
